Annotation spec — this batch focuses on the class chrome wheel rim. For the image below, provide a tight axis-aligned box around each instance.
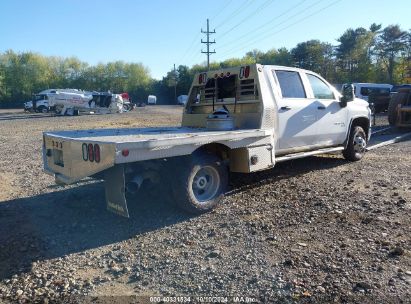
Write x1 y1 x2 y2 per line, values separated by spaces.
192 166 220 203
353 133 366 153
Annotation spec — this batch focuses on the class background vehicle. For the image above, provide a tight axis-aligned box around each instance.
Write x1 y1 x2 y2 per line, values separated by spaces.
23 89 59 113
120 92 133 111
43 64 371 218
177 95 188 105
367 87 392 113
147 95 157 105
391 84 411 95
28 90 130 116
388 86 411 127
350 83 393 102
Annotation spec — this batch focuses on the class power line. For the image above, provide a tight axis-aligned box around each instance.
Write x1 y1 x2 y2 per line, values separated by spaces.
180 0 233 65
218 0 314 51
181 0 263 65
220 0 342 58
179 32 202 63
178 19 208 63
201 19 216 70
214 0 254 30
217 0 276 40
210 0 234 23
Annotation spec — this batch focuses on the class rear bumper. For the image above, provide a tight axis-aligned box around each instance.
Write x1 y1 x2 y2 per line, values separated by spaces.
42 133 116 184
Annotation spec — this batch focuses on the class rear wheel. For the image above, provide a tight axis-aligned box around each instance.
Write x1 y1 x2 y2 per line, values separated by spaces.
171 153 228 214
343 126 367 161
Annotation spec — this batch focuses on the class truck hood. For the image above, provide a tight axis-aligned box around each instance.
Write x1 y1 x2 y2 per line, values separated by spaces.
352 98 369 108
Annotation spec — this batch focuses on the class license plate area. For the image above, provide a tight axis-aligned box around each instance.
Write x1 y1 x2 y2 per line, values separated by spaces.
53 149 64 167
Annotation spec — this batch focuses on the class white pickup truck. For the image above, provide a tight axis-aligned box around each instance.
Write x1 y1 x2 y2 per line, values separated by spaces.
43 64 371 217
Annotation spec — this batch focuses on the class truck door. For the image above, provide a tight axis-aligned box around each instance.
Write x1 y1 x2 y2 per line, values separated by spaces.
273 70 319 150
305 73 348 146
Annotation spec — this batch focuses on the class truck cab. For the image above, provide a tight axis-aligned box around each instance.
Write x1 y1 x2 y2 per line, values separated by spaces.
183 64 371 158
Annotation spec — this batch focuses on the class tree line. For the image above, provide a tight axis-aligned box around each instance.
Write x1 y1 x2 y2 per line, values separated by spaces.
0 23 409 107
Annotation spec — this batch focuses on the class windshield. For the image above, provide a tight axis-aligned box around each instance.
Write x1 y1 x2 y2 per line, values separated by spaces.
33 94 47 101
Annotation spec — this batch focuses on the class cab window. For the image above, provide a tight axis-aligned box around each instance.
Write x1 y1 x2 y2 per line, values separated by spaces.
360 87 370 96
307 74 334 99
274 70 306 98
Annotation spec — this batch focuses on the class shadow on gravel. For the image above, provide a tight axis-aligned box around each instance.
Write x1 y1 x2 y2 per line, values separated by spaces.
0 155 348 280
0 182 192 280
229 155 347 194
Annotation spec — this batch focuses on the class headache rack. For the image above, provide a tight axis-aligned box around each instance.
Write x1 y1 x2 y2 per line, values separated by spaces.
198 75 259 112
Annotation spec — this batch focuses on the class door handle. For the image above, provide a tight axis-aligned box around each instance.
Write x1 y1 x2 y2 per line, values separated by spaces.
280 106 291 110
317 106 326 110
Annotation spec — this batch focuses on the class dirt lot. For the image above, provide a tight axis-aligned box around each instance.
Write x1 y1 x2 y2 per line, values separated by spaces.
0 107 410 303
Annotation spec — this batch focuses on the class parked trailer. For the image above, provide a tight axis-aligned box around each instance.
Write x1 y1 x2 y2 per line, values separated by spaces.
43 64 371 217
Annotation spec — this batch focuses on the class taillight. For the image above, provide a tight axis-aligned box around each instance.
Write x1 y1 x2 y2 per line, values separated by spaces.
199 73 207 84
88 143 94 162
94 144 100 163
82 143 88 161
239 66 250 79
244 66 250 78
122 149 129 157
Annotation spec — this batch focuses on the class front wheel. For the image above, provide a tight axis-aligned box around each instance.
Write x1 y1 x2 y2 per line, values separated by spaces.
171 153 228 214
37 106 48 113
343 126 367 161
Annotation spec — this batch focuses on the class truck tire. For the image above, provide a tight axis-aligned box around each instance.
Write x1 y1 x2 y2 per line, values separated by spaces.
343 126 367 161
388 92 405 126
171 153 228 214
37 106 48 113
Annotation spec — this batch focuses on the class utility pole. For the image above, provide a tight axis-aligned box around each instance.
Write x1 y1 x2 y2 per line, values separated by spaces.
201 19 216 70
173 63 177 104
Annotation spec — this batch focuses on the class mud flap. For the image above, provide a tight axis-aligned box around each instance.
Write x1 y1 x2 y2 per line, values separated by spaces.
104 165 129 218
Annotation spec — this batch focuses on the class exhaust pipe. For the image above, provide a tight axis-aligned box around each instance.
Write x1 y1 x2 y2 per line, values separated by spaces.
126 175 144 194
125 170 159 194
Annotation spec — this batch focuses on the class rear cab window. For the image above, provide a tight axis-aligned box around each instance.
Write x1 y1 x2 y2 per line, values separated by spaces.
187 68 259 107
306 73 335 99
274 70 306 98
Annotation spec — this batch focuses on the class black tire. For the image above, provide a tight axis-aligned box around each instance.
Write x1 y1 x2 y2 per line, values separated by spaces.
170 153 228 214
388 93 405 126
37 106 48 113
343 126 367 161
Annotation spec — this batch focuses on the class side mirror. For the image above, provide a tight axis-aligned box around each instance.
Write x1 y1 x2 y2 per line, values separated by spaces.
340 83 354 107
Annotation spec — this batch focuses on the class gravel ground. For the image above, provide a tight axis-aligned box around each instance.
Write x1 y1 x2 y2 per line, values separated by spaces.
0 107 410 303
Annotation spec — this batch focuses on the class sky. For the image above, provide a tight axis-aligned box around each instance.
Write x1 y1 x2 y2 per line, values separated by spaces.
0 0 410 79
